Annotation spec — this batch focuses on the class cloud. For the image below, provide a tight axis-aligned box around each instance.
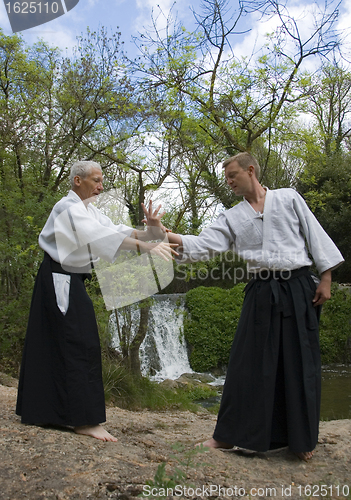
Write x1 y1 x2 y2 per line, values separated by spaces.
20 22 79 55
134 0 190 35
337 0 351 58
13 1 93 55
227 0 347 67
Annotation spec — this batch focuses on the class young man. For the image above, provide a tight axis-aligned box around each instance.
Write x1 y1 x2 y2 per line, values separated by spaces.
143 152 343 460
16 160 176 442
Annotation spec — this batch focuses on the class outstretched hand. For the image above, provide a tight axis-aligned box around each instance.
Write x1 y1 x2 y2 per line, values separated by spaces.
149 241 179 261
141 200 171 234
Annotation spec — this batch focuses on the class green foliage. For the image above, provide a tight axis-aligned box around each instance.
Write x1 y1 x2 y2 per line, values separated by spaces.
102 354 216 411
319 284 351 364
297 151 351 282
295 65 351 282
0 10 349 380
184 284 245 372
85 272 112 350
164 251 247 294
141 443 209 499
183 282 351 371
143 462 183 498
0 26 140 373
170 442 209 472
182 384 217 401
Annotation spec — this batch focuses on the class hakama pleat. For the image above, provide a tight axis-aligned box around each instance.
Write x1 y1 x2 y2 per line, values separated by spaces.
213 267 321 453
16 253 106 427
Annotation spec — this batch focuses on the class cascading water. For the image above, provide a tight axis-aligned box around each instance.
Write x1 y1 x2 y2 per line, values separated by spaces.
111 294 193 381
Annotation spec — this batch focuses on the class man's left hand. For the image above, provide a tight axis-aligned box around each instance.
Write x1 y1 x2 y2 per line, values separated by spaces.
141 200 171 235
313 270 332 307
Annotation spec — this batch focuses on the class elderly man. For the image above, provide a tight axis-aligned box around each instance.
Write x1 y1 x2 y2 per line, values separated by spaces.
16 160 175 441
143 152 343 460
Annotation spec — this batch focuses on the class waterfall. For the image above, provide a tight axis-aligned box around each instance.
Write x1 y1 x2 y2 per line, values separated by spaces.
111 294 193 381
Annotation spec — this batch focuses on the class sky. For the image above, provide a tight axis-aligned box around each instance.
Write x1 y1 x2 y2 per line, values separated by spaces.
0 0 199 57
0 0 350 63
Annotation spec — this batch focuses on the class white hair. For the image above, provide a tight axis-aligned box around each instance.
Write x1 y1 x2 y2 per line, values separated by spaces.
69 161 102 188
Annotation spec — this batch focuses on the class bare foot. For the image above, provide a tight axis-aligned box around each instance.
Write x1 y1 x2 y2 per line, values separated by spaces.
195 438 233 449
74 424 118 442
294 450 314 462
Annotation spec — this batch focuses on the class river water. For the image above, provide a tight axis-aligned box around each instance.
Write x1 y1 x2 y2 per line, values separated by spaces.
200 366 351 421
111 295 351 420
320 364 351 420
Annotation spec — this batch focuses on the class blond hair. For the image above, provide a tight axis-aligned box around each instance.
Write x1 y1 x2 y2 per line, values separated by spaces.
222 152 260 179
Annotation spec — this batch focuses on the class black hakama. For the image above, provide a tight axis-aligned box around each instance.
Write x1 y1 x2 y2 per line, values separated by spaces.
16 253 106 427
213 267 321 453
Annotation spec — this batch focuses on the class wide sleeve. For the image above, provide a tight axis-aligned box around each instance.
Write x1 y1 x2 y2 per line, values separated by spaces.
54 200 133 265
293 192 344 274
178 213 234 263
93 208 134 238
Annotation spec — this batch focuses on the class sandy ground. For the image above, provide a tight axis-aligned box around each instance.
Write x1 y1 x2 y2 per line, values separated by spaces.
0 381 350 500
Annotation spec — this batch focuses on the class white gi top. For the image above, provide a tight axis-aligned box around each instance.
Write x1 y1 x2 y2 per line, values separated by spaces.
39 190 134 268
180 188 344 274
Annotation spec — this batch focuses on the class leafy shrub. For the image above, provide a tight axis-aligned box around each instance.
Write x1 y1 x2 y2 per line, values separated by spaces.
102 354 216 411
184 282 351 370
183 284 245 372
181 384 218 401
319 283 351 364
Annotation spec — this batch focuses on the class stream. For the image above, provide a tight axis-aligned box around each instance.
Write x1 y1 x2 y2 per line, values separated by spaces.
111 294 351 420
320 364 351 420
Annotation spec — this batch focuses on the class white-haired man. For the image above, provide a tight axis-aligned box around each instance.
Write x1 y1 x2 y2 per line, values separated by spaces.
143 152 343 460
16 160 176 441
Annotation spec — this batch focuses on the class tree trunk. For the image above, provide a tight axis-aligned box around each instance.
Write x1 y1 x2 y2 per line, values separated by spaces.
129 302 150 377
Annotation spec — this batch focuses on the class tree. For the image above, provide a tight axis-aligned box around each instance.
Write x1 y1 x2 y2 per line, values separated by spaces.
131 0 342 206
306 64 351 156
113 298 152 376
296 65 351 282
0 28 139 371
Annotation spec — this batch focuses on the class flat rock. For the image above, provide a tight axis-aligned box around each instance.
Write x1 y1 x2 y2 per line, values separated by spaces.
1 384 350 499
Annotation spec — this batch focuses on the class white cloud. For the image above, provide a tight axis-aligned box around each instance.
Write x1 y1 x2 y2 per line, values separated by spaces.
20 22 79 55
337 0 351 60
227 0 348 69
12 2 91 54
134 0 190 35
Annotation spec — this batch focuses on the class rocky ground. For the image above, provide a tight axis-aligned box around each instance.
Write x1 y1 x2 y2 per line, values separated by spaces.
0 374 350 500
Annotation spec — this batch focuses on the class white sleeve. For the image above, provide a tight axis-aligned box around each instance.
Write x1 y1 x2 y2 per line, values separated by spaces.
54 201 133 265
92 208 134 236
179 214 234 263
293 192 344 274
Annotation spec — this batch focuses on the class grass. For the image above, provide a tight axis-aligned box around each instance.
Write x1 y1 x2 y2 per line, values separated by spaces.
102 355 219 412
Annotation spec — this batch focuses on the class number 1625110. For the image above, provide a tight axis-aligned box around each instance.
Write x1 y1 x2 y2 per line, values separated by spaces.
5 2 60 14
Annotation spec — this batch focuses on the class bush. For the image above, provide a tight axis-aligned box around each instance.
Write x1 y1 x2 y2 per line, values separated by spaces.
319 283 351 364
183 284 245 372
183 282 351 371
0 267 110 377
101 354 217 411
